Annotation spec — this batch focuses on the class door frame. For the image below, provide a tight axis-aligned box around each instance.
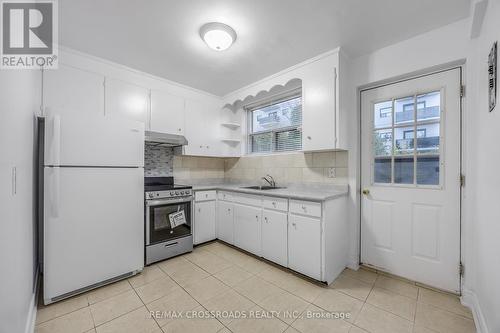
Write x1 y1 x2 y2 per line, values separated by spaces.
358 65 465 293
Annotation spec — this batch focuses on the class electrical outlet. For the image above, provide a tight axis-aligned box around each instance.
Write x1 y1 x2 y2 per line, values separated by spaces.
327 167 336 178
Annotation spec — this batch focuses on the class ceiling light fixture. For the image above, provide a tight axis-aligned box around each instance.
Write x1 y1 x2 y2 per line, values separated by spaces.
199 22 237 51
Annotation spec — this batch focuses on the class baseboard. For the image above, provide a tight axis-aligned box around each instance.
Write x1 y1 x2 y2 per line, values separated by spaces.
346 258 359 271
461 288 488 333
24 267 40 333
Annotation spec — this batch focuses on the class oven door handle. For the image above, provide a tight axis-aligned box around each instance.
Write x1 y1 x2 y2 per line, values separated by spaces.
146 196 193 206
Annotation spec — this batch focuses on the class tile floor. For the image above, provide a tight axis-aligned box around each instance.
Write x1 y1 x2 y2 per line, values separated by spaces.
35 241 476 333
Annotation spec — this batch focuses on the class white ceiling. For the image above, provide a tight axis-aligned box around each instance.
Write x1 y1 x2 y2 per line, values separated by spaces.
60 0 471 96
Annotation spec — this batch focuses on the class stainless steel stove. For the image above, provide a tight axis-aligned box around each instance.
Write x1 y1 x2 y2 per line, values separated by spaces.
144 177 193 265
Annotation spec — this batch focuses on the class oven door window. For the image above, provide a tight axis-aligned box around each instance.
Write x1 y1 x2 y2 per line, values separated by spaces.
149 201 191 244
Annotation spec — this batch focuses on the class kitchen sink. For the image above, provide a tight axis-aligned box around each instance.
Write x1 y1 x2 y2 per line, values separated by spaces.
241 185 286 190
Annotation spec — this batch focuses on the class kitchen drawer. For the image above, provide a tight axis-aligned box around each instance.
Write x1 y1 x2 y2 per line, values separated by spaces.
218 191 233 201
195 190 216 202
262 196 288 212
232 193 262 207
289 199 322 217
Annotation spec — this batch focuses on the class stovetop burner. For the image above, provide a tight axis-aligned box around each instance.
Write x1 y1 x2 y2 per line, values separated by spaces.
144 176 192 199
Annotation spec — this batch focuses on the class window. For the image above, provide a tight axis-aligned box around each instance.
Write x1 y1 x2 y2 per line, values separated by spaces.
379 106 391 118
403 128 426 139
247 94 302 154
373 91 441 186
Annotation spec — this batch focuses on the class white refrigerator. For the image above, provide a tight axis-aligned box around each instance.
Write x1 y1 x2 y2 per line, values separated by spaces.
40 113 144 304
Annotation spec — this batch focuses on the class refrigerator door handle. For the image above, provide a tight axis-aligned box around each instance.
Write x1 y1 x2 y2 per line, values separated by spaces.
52 114 61 166
51 167 60 218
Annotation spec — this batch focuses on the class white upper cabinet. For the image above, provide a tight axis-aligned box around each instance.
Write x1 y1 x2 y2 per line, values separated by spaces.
43 64 104 118
301 52 339 151
105 78 149 125
184 98 221 156
150 90 185 135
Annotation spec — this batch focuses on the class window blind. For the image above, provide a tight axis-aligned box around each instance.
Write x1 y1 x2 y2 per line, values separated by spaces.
248 94 302 154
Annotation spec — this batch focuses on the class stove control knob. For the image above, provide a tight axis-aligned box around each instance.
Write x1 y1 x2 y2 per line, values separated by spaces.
175 191 180 195
148 193 154 199
180 191 185 195
170 191 174 196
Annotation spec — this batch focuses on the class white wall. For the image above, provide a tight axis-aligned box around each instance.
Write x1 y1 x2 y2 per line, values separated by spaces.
462 1 500 332
0 70 41 333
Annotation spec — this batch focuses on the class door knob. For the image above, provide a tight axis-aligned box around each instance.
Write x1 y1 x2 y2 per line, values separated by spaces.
362 189 370 195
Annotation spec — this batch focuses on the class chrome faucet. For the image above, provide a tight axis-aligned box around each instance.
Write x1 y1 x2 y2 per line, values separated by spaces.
262 174 276 187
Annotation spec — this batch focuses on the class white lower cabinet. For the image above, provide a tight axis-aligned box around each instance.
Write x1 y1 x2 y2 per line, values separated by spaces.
233 204 262 256
288 214 322 280
217 200 234 244
194 200 216 245
261 209 288 267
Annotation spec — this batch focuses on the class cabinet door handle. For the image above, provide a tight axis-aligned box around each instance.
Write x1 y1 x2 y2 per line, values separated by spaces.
255 215 259 220
307 136 311 140
198 208 201 213
264 217 268 223
178 128 181 132
291 222 297 229
302 205 307 211
272 202 276 206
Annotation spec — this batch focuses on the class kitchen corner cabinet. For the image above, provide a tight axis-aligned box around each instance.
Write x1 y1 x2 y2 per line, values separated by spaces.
194 193 216 245
184 98 221 157
150 89 185 135
105 78 149 125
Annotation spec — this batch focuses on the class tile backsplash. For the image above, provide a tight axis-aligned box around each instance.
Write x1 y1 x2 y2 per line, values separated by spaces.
224 151 348 185
145 143 348 185
144 143 174 177
173 156 225 182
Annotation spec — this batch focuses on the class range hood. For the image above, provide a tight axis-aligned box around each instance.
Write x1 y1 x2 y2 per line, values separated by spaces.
145 131 188 147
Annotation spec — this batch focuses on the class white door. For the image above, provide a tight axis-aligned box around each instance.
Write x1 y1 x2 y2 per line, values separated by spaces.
150 90 185 135
233 204 261 256
194 201 216 244
217 201 234 244
44 167 143 302
361 69 461 292
288 214 321 280
105 78 149 125
262 209 288 266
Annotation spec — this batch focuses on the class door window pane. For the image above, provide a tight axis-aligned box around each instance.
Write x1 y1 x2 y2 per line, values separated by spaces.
374 100 392 129
417 155 440 185
373 129 392 156
394 156 414 184
374 157 392 183
394 126 415 155
417 91 440 122
417 124 440 154
371 91 442 187
395 96 414 125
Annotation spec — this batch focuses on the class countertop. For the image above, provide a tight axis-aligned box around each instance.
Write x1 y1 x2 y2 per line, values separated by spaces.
188 182 349 201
